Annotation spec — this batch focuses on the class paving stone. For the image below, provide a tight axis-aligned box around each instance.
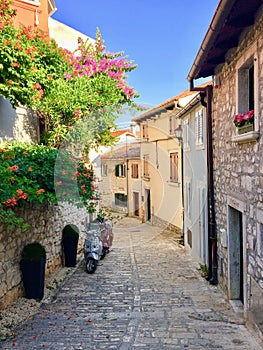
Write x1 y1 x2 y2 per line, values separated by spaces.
0 217 263 349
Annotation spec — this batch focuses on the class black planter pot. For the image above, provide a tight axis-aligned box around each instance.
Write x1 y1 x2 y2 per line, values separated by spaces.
62 236 79 267
20 257 46 300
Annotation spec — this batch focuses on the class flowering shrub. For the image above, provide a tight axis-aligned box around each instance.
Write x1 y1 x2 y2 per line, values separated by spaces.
0 142 98 230
233 110 254 127
0 0 69 109
0 1 139 149
0 1 139 229
36 30 139 148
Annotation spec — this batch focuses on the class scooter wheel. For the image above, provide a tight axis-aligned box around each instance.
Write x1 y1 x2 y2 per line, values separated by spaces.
86 258 98 274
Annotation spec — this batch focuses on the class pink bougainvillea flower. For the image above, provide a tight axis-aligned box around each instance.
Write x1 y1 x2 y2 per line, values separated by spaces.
36 189 45 195
64 73 72 80
75 110 81 117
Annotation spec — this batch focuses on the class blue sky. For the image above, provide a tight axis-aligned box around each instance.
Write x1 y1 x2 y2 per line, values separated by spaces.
52 0 218 110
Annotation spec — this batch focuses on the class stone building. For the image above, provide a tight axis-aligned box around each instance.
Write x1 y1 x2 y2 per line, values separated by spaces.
100 143 142 217
188 0 263 333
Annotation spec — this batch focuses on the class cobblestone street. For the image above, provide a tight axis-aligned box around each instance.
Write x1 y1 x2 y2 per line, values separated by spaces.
1 217 262 350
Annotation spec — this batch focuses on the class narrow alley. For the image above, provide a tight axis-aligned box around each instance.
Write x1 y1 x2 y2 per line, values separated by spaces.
1 218 262 350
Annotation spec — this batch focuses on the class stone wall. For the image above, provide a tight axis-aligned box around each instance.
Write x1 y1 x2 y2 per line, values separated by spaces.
212 9 263 327
0 202 88 309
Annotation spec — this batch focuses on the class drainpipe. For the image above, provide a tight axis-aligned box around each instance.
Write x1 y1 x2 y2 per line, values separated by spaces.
190 81 218 285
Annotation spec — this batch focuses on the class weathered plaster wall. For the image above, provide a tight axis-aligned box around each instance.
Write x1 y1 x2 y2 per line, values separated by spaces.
212 10 263 325
0 202 88 309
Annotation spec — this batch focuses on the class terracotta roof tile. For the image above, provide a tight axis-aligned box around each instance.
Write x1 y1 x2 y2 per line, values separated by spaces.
101 143 140 160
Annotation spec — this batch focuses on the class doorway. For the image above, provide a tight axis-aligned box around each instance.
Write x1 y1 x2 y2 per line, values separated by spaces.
133 192 139 217
228 206 244 303
145 189 151 222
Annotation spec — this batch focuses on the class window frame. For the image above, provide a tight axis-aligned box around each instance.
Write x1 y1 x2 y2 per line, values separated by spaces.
143 154 150 179
169 115 177 135
169 152 179 183
236 43 259 132
101 164 108 177
114 193 127 207
142 123 149 140
195 108 204 147
131 163 139 179
183 118 190 150
232 43 260 143
184 179 191 218
115 164 126 177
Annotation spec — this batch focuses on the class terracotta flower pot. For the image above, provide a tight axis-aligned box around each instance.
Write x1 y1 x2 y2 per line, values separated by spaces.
20 242 46 300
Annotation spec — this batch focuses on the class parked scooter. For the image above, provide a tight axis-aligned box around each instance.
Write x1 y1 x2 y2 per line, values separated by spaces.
96 218 113 260
84 222 102 274
84 219 113 273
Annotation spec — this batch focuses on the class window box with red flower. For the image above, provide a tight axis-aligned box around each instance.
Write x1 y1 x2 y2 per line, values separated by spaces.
233 110 254 134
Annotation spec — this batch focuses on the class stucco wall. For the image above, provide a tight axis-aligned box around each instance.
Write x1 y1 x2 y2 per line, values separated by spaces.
140 112 182 230
212 11 263 324
0 202 88 309
0 98 38 144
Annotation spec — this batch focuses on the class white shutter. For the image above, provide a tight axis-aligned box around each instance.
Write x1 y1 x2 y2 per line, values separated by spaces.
195 109 203 145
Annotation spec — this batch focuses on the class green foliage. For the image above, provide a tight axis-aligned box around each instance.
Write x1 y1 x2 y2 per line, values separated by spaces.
21 242 46 261
0 142 98 230
198 264 208 279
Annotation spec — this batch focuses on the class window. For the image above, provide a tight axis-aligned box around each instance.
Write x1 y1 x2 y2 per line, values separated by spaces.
170 152 179 183
236 43 259 136
143 154 150 178
238 58 254 114
183 119 190 149
115 193 127 207
131 163 139 179
169 115 176 135
142 124 148 139
115 164 126 177
101 164 107 177
195 109 204 145
184 180 191 217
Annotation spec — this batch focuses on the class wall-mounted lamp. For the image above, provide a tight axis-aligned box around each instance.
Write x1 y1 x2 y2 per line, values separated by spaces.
174 124 183 144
